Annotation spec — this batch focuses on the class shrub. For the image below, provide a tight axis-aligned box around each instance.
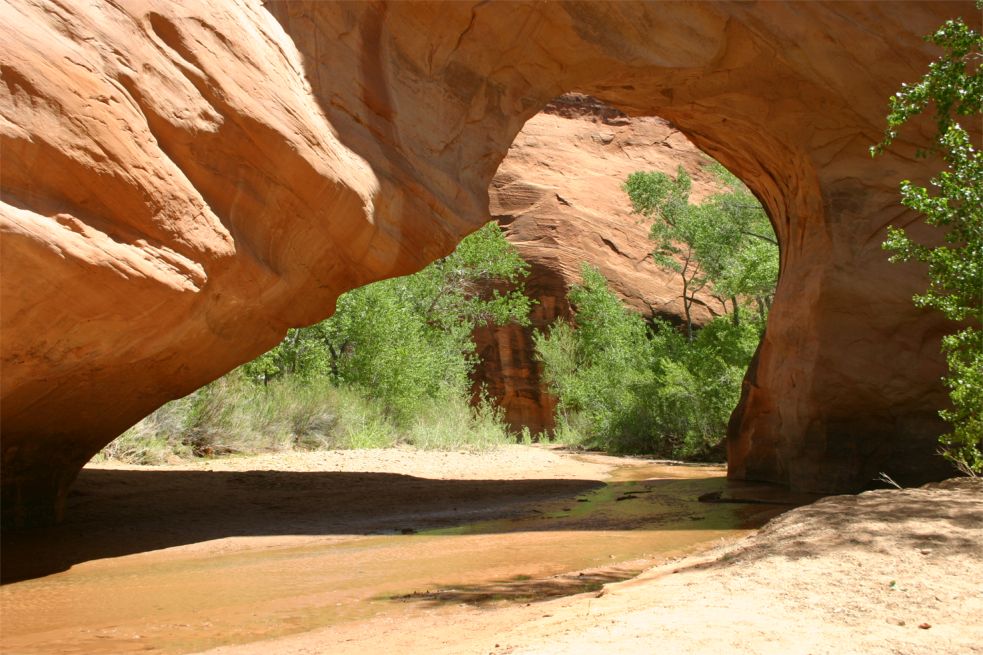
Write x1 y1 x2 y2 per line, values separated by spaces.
535 264 763 460
100 222 527 462
873 12 982 475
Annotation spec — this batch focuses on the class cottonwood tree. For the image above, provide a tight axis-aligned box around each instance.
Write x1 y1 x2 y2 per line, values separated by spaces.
872 11 982 474
700 163 779 324
244 222 533 421
533 264 761 459
625 167 708 341
623 163 778 340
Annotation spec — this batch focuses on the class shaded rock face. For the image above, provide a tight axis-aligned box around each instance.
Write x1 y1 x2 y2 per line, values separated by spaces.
471 262 564 437
475 100 721 435
1 0 967 522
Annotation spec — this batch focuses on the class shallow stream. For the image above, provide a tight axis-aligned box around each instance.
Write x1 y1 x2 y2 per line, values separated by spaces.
1 455 793 654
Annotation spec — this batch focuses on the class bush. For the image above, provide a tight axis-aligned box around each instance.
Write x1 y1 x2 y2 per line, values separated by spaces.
535 264 762 460
100 222 527 463
100 372 513 463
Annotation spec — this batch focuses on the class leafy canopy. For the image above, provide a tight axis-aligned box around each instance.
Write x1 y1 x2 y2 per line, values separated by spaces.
872 10 982 475
534 264 762 459
244 222 532 423
623 162 778 338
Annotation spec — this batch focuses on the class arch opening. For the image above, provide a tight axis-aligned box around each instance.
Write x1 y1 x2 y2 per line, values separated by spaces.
474 93 780 459
86 93 778 471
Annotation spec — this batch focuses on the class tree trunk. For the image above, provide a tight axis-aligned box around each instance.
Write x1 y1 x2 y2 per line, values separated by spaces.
684 297 694 342
327 343 340 378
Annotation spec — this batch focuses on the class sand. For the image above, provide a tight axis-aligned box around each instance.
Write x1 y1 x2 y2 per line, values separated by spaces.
2 446 979 655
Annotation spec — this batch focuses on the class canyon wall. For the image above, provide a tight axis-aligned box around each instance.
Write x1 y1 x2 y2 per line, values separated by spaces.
2 0 969 523
476 97 720 435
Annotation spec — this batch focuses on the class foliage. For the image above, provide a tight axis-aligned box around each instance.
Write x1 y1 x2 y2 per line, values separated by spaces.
872 11 982 475
98 374 511 464
538 162 774 459
535 264 762 459
535 265 657 449
323 222 531 421
237 221 532 423
624 163 778 339
624 167 705 341
325 281 469 422
403 220 535 329
241 323 333 384
700 162 780 315
100 222 528 462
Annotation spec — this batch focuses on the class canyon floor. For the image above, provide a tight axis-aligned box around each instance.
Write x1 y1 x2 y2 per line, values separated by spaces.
1 446 980 655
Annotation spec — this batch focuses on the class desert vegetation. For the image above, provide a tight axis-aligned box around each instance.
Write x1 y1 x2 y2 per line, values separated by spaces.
535 163 778 459
873 12 982 475
100 223 531 463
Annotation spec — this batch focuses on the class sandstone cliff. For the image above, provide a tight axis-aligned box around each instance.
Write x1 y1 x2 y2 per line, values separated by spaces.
1 0 969 523
476 96 720 435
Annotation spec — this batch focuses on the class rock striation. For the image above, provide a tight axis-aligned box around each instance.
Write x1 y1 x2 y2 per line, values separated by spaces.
476 97 721 435
1 0 969 523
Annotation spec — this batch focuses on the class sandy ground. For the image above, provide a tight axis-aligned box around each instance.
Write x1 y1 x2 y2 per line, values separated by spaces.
2 446 624 582
493 477 983 655
91 445 620 481
197 466 983 655
3 447 980 655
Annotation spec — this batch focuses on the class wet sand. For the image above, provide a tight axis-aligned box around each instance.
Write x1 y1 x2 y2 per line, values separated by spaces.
1 446 790 654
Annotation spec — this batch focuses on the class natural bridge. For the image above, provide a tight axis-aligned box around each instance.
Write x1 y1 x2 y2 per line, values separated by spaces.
0 0 969 525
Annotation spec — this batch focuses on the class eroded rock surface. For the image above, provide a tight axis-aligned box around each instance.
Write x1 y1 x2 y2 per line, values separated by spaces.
1 0 968 523
476 98 720 434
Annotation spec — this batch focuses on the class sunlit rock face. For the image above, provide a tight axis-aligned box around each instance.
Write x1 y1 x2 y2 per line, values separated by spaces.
476 96 721 435
1 0 966 523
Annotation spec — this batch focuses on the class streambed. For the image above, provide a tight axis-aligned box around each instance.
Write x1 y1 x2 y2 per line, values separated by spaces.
1 447 794 654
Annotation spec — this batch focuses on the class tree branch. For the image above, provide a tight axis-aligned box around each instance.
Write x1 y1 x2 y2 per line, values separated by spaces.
740 230 779 245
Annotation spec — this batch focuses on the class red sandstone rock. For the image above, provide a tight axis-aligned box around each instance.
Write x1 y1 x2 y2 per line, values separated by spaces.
475 99 721 435
1 0 969 522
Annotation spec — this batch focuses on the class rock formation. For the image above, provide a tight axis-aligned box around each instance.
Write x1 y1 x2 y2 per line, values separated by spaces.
475 96 721 435
1 0 969 523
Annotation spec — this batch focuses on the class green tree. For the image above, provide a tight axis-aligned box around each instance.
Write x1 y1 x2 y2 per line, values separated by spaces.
326 222 531 419
241 323 333 384
624 164 778 339
107 222 530 459
624 167 710 341
536 264 656 444
646 315 760 458
872 11 982 475
325 281 460 420
534 264 657 450
250 222 533 422
405 220 534 330
701 163 779 324
533 264 763 459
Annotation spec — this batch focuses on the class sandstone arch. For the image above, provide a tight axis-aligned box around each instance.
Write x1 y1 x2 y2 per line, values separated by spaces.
1 0 968 524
